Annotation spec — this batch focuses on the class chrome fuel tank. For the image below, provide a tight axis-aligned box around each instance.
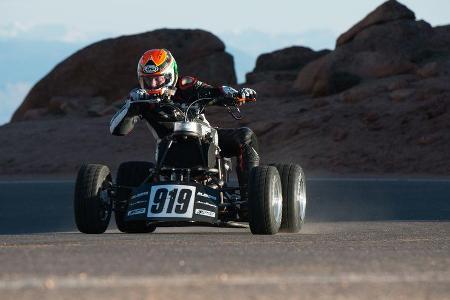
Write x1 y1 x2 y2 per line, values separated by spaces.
173 121 203 136
173 122 218 144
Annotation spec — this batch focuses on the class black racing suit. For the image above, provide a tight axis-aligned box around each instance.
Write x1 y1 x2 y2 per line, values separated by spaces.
109 76 260 201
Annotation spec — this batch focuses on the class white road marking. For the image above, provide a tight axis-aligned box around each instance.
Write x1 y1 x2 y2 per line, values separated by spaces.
1 272 450 290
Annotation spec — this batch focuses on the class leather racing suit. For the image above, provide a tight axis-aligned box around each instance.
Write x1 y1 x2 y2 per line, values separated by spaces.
109 76 260 201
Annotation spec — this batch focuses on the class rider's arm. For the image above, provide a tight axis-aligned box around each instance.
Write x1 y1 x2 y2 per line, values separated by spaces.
177 76 223 102
109 100 141 136
177 76 256 106
109 88 146 136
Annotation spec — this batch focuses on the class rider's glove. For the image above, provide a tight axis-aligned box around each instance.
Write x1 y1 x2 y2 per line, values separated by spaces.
238 88 257 102
220 86 239 99
220 86 257 106
128 88 150 101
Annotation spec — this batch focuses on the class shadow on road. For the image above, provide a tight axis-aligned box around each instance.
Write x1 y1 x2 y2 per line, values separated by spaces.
1 178 449 234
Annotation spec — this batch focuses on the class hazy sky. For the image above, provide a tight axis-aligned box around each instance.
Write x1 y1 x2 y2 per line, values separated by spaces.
0 0 449 125
2 0 450 38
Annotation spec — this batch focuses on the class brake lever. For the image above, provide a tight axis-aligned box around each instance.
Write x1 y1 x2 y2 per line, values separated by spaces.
226 104 242 120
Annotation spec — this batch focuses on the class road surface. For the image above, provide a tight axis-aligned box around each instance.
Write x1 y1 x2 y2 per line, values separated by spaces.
0 178 449 299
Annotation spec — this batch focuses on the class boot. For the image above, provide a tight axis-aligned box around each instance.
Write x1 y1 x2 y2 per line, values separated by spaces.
236 144 260 220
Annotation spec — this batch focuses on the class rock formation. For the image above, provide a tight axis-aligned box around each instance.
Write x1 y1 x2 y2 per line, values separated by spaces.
11 29 237 121
293 0 450 97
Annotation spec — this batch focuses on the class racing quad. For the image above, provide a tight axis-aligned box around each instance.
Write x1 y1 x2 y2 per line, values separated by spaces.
74 97 307 235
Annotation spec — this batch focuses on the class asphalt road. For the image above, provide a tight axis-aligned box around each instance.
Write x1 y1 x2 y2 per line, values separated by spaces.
0 178 450 299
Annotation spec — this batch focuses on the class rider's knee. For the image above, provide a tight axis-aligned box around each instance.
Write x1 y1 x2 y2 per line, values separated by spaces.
236 127 257 145
236 128 259 154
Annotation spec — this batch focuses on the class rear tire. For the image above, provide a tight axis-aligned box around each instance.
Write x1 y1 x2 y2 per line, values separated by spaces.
115 161 156 233
74 164 112 234
248 166 283 235
273 164 307 233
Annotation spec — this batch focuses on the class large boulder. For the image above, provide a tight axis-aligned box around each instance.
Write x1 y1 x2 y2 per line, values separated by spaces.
252 46 330 73
12 29 237 122
293 0 450 97
336 0 415 46
245 46 330 95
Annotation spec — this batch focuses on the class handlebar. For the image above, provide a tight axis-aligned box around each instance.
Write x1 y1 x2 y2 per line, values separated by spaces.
129 99 162 104
129 95 255 121
236 97 256 105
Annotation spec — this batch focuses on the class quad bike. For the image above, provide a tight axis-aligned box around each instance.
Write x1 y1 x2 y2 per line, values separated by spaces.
73 96 307 235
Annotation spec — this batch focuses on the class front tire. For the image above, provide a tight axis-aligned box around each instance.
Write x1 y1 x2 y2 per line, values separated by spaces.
273 164 307 233
74 164 112 234
115 161 156 233
248 166 283 235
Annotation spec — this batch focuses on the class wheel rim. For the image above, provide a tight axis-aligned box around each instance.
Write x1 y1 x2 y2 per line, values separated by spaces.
272 176 283 225
297 175 306 221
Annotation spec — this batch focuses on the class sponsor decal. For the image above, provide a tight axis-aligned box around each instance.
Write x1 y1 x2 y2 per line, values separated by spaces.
196 200 217 208
128 200 148 207
195 208 216 218
143 65 159 73
127 208 146 216
196 192 217 201
131 191 149 200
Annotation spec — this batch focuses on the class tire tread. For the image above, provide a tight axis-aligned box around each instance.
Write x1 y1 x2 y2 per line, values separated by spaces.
274 164 306 233
74 164 111 234
248 166 281 235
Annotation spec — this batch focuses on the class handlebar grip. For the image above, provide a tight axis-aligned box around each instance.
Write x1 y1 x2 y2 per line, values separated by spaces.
236 97 256 104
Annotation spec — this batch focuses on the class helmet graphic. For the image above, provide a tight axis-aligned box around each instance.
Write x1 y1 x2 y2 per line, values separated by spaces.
137 49 178 95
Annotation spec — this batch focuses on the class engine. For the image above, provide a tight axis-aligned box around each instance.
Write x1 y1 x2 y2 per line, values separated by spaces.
157 121 220 171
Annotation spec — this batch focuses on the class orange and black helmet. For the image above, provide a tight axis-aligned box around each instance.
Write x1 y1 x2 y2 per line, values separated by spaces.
137 49 178 95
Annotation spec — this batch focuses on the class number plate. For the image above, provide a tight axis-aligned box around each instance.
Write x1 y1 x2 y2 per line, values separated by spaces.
147 185 196 219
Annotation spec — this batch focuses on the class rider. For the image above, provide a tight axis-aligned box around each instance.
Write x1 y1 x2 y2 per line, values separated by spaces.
110 48 259 202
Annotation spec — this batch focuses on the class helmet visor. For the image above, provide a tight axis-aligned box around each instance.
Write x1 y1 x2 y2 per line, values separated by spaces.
141 75 167 90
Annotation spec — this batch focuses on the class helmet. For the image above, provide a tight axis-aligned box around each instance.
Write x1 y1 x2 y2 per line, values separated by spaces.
137 49 178 95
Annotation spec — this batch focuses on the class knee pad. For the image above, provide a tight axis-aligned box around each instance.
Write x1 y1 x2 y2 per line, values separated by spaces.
235 127 258 150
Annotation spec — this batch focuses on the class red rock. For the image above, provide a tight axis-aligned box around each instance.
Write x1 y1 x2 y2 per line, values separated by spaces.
245 47 330 96
336 0 415 46
292 0 442 97
417 135 440 145
417 62 439 78
347 51 416 78
292 55 328 95
387 77 413 91
367 122 384 131
333 129 348 142
364 112 380 123
253 46 330 72
415 77 450 94
340 80 390 103
389 89 415 102
246 71 298 85
21 108 48 121
12 29 236 122
313 99 330 108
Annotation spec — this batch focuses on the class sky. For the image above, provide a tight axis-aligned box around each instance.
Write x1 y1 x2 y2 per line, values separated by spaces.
1 0 449 125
